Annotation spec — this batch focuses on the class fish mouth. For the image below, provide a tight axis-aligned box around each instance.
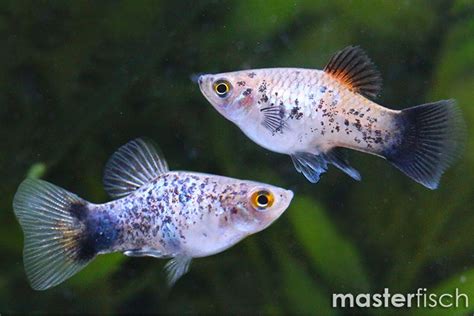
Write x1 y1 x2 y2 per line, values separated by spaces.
280 189 294 215
197 74 205 86
266 188 294 223
197 74 230 116
197 74 214 102
197 74 210 92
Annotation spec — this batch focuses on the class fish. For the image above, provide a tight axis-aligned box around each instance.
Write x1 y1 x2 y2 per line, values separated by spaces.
13 138 293 290
198 46 466 189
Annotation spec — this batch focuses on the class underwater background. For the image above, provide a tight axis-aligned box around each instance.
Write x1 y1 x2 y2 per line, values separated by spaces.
0 0 473 315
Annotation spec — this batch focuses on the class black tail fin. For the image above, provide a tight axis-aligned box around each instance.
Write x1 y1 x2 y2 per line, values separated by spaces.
385 100 466 189
13 179 95 290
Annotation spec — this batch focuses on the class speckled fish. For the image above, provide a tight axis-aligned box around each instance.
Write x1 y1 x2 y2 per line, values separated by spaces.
198 46 465 189
13 138 293 290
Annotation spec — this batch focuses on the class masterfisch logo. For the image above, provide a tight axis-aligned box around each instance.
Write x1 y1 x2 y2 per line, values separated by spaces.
332 288 469 309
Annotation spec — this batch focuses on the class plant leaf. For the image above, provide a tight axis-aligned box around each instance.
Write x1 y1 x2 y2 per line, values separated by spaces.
288 196 370 293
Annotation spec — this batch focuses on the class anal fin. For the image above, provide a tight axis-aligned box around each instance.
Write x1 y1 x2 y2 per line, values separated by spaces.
291 152 328 183
164 255 192 287
291 148 361 183
322 148 361 181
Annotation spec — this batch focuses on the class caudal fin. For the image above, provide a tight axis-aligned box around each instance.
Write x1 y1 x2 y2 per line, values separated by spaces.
385 100 466 189
13 179 94 290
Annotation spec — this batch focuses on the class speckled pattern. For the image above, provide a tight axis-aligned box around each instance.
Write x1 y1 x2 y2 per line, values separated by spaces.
12 152 293 290
199 68 404 157
86 171 292 259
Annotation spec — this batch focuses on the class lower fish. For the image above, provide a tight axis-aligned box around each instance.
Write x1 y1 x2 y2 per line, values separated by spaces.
13 138 293 290
198 46 466 189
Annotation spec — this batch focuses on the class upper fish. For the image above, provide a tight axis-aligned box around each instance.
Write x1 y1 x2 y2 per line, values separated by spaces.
198 46 466 189
13 138 293 290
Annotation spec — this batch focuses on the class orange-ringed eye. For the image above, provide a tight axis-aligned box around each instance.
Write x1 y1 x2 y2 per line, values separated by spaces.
251 190 274 210
213 80 231 97
257 194 269 205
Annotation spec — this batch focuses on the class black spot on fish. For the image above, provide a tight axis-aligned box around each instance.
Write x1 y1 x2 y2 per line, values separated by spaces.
237 81 246 87
289 106 303 120
353 119 362 131
368 116 378 124
344 119 349 126
243 88 252 96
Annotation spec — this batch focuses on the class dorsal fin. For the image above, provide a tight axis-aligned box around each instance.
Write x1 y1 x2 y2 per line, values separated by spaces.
103 138 169 198
323 46 382 99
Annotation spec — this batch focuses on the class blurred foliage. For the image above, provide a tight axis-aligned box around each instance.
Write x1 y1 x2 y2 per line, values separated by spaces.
0 0 473 315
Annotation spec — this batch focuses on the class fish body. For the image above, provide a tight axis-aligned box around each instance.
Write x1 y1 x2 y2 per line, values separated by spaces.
13 139 293 290
203 67 398 155
199 46 465 188
93 171 283 258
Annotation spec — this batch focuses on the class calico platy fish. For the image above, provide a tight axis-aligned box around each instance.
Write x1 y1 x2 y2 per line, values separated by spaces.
13 138 293 290
198 46 465 189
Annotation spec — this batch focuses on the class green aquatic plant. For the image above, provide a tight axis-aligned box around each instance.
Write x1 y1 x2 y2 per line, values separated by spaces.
0 0 473 315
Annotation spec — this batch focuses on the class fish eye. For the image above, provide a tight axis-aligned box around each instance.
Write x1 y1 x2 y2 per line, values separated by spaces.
251 190 274 211
213 80 231 97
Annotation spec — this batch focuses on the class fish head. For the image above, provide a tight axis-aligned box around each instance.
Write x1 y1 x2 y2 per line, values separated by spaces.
198 71 261 123
223 181 293 234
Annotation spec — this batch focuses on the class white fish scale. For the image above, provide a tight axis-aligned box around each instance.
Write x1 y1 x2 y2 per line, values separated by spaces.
272 69 287 99
99 172 250 257
246 68 400 154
